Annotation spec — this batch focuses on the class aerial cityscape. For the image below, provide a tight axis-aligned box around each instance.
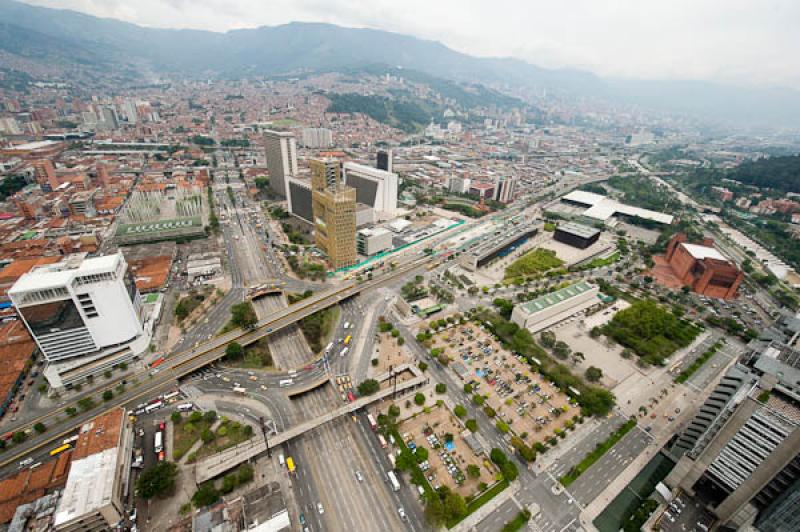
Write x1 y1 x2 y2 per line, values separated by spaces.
0 1 800 531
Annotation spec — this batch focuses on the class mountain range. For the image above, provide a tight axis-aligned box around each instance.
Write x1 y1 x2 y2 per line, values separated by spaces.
1 0 799 128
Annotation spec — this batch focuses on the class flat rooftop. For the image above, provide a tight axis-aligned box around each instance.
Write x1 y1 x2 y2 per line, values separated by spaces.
466 220 539 259
9 253 122 295
556 221 601 239
562 190 674 225
681 243 727 262
518 281 597 314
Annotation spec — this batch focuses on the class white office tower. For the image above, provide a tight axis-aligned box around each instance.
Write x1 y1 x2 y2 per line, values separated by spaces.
448 175 471 194
301 127 333 148
263 130 298 197
493 176 517 203
342 162 398 218
9 252 147 389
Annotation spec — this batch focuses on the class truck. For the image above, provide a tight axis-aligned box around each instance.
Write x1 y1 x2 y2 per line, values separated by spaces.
154 431 163 454
232 386 246 394
378 434 388 449
387 471 400 492
367 414 377 431
149 357 166 369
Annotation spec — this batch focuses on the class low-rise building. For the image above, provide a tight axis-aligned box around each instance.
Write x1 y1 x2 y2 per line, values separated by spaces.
553 221 601 249
356 227 393 256
510 281 600 333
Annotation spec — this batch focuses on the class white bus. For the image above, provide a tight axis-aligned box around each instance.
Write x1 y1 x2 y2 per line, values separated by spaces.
177 403 194 412
232 386 246 394
162 391 179 402
325 342 334 353
145 401 163 414
154 432 163 453
279 379 293 387
387 471 400 492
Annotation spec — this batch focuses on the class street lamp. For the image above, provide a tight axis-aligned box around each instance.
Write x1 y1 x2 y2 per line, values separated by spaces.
259 416 271 458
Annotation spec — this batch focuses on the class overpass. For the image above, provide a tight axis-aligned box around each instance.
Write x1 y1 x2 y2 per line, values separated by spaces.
195 364 427 483
0 255 434 470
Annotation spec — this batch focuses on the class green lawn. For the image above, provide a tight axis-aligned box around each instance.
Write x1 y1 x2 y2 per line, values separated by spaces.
505 248 564 280
196 419 254 459
172 419 212 461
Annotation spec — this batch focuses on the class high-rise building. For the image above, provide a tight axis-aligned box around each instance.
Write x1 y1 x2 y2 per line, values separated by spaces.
377 149 393 173
493 176 517 203
263 130 298 197
9 252 145 388
342 162 398 216
448 175 471 194
286 175 313 223
311 158 356 269
666 361 800 529
32 159 59 192
300 127 333 148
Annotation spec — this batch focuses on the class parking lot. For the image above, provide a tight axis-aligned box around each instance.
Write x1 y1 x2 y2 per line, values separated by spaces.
430 323 575 448
399 404 497 498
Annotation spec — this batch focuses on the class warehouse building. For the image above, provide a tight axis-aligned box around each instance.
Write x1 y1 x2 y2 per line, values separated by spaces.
458 220 540 271
553 222 601 249
510 281 600 333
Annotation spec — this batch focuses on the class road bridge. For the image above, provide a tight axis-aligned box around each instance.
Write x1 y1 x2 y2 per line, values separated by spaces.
195 364 427 483
0 255 434 470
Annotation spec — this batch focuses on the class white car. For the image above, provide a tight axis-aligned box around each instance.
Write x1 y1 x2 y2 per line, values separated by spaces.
18 457 33 469
317 503 324 515
355 470 364 482
398 507 407 521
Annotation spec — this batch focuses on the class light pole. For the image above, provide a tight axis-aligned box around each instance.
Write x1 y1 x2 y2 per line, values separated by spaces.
259 416 271 458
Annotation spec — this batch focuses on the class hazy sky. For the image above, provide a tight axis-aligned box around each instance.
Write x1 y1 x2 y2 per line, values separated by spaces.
22 0 800 89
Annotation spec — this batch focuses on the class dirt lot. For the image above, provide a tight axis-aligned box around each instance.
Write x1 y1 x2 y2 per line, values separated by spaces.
372 331 414 377
430 321 576 447
399 405 497 498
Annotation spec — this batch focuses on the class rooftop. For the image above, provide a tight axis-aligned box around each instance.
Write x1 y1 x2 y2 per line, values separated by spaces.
8 253 122 295
562 190 674 225
681 242 727 262
556 221 601 239
518 281 597 314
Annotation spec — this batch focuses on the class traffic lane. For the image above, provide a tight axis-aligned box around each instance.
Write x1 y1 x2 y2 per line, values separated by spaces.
568 428 651 506
548 414 625 478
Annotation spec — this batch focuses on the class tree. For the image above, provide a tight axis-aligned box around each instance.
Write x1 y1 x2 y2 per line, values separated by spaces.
357 379 380 396
553 341 571 360
444 492 468 521
490 448 508 466
540 330 556 348
418 362 428 372
201 429 215 443
171 411 183 424
496 421 509 433
415 447 429 462
12 431 26 444
65 406 77 417
414 393 426 406
77 397 95 411
389 404 401 417
192 483 220 508
137 461 178 499
501 461 519 481
33 422 46 433
463 383 473 394
230 302 257 329
585 366 603 382
467 464 481 478
203 410 218 423
189 411 203 423
472 394 485 406
465 419 478 432
102 390 113 401
435 383 447 394
454 405 467 418
225 341 243 359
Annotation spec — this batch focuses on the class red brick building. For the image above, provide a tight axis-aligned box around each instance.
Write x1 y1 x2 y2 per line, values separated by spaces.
651 233 744 299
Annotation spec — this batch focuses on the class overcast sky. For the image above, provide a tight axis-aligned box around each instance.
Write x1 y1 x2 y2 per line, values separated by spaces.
22 0 800 89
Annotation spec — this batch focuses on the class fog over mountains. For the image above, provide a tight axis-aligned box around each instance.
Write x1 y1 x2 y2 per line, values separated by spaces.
1 0 799 128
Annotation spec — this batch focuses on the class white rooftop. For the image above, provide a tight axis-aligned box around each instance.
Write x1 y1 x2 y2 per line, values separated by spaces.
7 140 60 151
562 190 674 225
681 243 727 262
358 227 391 237
387 219 412 232
53 447 118 527
8 253 122 295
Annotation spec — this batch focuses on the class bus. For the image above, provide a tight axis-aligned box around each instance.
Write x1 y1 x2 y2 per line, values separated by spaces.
145 401 163 414
232 386 246 394
62 435 79 446
343 335 352 346
149 357 166 369
177 403 194 412
279 379 293 387
154 431 163 453
387 471 400 492
377 434 388 449
286 457 296 474
367 414 377 431
49 444 71 456
162 391 179 402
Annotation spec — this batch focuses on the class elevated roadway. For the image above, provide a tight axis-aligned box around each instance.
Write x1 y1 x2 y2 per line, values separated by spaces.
0 255 434 470
195 364 427 483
